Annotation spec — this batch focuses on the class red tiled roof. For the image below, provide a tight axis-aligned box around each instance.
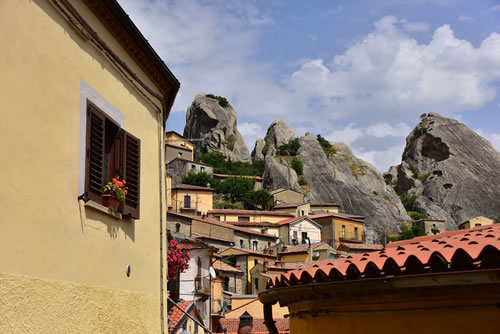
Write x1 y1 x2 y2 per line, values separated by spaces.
209 209 294 217
309 212 365 223
310 202 340 207
168 300 191 332
338 243 384 251
172 184 214 191
226 221 278 227
214 259 242 273
267 224 500 290
217 318 289 334
192 216 278 238
213 173 263 181
273 202 307 209
221 247 277 259
274 216 302 226
279 242 327 254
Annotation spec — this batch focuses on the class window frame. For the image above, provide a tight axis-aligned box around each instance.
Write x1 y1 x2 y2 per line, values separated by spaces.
83 98 141 219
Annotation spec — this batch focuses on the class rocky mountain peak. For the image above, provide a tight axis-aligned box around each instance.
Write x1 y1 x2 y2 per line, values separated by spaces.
386 112 500 229
184 93 251 161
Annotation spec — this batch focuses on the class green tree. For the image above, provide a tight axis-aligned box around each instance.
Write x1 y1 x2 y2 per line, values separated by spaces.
215 177 255 203
182 172 217 188
243 189 271 210
495 215 500 223
277 138 300 156
291 156 303 175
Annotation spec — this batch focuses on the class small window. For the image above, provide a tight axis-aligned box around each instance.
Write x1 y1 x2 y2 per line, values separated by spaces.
342 225 345 238
194 322 198 334
293 231 298 239
252 241 258 250
84 102 141 218
354 227 358 239
191 165 196 170
214 216 221 221
200 166 205 172
254 259 258 266
254 277 259 291
183 194 191 209
238 216 250 222
301 210 305 216
267 241 271 247
475 223 481 227
301 232 308 244
240 239 244 248
175 223 180 233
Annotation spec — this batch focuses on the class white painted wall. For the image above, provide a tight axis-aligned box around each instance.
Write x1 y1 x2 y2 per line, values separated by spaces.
289 219 321 243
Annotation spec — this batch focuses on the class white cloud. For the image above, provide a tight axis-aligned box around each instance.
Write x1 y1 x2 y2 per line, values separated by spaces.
458 15 473 22
119 3 500 171
287 16 500 125
401 20 431 32
492 4 500 11
355 144 406 170
474 129 500 151
238 122 264 149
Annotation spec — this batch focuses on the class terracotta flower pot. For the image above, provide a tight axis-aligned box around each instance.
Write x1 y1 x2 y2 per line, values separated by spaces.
103 193 121 211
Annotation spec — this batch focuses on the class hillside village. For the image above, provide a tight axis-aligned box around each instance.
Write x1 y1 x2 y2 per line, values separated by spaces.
164 119 499 333
1 1 499 334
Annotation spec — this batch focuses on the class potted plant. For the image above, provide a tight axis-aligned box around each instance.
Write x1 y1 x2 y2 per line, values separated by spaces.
291 237 298 245
102 176 127 211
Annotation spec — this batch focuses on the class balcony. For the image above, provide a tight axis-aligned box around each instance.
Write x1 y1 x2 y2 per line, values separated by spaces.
338 231 364 243
194 276 211 296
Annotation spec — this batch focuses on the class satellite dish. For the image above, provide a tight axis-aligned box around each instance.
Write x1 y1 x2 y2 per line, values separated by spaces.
209 266 216 279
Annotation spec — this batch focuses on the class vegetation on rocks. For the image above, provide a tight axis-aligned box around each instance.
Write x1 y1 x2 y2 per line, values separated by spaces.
383 224 426 244
197 152 265 176
291 156 303 175
317 134 337 157
206 94 229 108
276 138 300 156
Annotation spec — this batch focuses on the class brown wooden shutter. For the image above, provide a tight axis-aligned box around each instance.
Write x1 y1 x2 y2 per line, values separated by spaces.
85 104 105 203
122 131 141 219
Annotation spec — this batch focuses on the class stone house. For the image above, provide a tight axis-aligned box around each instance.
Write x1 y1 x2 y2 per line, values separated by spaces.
412 219 446 235
269 188 306 206
167 157 214 185
459 216 495 229
0 0 179 331
166 131 194 163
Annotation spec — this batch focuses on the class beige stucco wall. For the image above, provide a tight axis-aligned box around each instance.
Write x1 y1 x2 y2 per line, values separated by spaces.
171 189 213 214
227 297 288 319
271 190 305 205
333 218 364 246
311 205 339 213
191 220 234 242
460 216 494 229
217 213 291 223
166 132 194 153
0 1 169 332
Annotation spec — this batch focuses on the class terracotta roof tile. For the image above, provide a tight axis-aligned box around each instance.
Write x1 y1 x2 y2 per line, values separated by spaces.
217 318 289 333
226 221 278 227
192 216 278 238
214 259 242 273
273 202 308 209
172 184 214 191
338 243 384 251
309 212 365 223
266 224 500 290
279 242 327 254
168 300 191 332
209 209 294 217
221 247 278 259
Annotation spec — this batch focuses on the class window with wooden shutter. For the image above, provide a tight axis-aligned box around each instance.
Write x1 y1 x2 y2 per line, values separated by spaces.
85 104 106 203
122 131 141 219
84 100 141 219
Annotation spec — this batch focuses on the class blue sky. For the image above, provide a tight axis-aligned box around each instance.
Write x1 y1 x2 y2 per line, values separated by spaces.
120 0 500 171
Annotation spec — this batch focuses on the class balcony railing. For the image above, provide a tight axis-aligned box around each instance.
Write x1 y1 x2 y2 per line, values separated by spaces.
338 231 364 243
194 276 211 296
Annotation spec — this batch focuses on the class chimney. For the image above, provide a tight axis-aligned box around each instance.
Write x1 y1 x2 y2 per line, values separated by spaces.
238 311 253 334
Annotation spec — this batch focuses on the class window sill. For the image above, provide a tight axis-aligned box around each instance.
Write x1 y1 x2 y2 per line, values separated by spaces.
83 200 122 219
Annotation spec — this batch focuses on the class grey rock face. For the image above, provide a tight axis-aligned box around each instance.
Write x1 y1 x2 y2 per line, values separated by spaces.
252 138 265 162
263 155 302 192
264 120 295 155
298 133 409 239
391 112 500 229
184 94 251 161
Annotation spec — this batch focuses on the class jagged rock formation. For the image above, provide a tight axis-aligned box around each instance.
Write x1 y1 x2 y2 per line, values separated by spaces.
252 120 295 160
385 112 500 229
251 138 266 161
184 94 251 161
298 133 409 239
260 120 409 239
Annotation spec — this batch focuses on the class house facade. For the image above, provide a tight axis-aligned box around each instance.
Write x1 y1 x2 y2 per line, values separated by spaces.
311 212 365 248
166 131 194 163
412 219 446 235
208 209 294 224
167 157 214 185
171 184 214 215
459 216 494 229
277 216 323 244
269 188 306 206
0 0 179 332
